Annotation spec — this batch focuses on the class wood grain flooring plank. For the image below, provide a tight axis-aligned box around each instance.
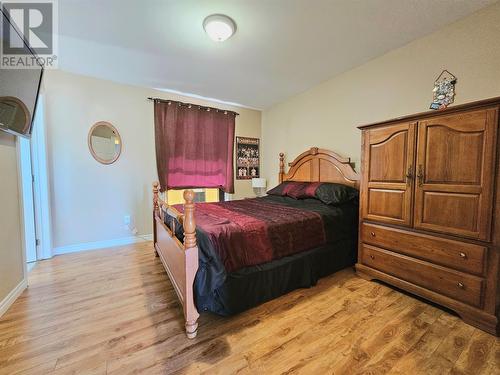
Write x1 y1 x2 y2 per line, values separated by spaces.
451 330 497 375
0 243 497 375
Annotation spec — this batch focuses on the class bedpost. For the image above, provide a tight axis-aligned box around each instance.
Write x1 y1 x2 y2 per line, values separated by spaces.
182 189 200 339
183 190 197 249
153 181 160 214
279 152 285 183
153 182 160 257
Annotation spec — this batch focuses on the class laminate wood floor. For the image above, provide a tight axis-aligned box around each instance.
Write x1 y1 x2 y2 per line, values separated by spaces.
0 242 498 374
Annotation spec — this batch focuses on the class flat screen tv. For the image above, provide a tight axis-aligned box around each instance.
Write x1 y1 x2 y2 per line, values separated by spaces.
0 9 43 138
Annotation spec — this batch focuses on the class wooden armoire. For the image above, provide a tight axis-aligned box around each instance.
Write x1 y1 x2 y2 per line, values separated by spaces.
356 97 500 335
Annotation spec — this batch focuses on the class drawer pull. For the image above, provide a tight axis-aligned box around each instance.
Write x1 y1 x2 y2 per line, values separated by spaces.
370 232 376 237
457 282 465 289
459 252 467 259
370 255 375 260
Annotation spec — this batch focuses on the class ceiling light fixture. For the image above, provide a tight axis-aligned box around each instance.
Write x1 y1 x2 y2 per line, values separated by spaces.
203 14 236 42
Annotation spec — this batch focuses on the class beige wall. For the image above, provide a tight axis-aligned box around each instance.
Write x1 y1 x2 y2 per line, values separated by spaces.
43 70 261 249
0 133 24 302
262 3 500 187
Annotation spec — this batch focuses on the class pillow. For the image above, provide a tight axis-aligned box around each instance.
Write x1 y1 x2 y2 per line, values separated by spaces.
267 181 358 205
267 181 310 198
286 182 322 199
314 183 358 205
266 181 293 196
267 181 316 197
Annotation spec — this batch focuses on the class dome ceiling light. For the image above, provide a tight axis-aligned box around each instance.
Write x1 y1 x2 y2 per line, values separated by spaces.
203 14 236 42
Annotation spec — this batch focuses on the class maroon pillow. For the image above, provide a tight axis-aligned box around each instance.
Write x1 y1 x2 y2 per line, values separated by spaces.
266 181 294 196
286 182 322 199
267 181 321 199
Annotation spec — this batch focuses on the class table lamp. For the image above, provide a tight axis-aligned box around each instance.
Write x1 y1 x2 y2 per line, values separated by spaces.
252 178 267 197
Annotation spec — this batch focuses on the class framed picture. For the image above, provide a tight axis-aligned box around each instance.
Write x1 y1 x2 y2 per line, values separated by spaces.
236 137 260 180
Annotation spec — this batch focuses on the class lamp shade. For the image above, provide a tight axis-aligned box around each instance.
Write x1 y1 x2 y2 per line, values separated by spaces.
252 178 267 188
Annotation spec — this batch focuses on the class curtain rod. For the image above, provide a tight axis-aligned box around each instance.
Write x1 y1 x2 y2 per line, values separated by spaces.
147 97 239 116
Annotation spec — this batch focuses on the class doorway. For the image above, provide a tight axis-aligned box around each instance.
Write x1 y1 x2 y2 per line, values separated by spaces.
18 95 52 273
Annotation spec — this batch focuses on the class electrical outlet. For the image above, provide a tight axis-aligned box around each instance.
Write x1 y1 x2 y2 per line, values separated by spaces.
124 215 131 225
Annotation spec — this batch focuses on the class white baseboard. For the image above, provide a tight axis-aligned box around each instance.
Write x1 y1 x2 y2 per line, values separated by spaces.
138 234 153 241
27 262 37 273
0 278 28 318
53 234 153 256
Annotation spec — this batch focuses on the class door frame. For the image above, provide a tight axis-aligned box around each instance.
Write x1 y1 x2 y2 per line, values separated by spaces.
17 136 37 264
17 94 52 264
30 94 53 260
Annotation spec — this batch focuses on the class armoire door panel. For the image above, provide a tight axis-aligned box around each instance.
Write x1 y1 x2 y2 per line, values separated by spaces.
367 188 406 220
420 192 479 235
424 126 484 184
361 122 416 226
414 108 498 240
369 130 408 182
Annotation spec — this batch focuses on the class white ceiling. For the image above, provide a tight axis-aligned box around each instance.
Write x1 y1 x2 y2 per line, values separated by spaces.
57 0 496 109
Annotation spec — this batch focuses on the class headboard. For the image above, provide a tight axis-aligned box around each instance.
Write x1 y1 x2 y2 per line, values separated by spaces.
279 147 360 189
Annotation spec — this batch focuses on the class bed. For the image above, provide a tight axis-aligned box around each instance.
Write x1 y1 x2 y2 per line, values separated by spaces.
152 147 360 338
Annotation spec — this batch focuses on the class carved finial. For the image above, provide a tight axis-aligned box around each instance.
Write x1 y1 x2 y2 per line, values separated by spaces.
279 153 285 183
311 147 319 155
153 181 160 213
183 190 197 249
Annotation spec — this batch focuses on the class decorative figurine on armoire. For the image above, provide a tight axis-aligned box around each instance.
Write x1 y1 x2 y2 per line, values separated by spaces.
430 69 457 110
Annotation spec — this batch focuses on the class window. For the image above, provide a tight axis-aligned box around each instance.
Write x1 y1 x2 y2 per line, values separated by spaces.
154 99 237 194
166 188 221 205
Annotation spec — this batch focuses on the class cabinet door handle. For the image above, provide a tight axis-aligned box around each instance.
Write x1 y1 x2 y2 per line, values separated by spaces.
406 166 413 184
459 252 467 259
417 165 424 186
457 282 465 289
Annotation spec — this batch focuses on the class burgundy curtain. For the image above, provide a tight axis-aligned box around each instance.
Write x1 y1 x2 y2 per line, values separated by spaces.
154 100 236 193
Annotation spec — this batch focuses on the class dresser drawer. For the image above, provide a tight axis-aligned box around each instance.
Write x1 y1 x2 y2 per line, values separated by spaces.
361 223 487 275
360 244 484 308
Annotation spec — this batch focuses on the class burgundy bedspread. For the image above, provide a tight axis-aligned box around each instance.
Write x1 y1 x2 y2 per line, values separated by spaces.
174 199 326 272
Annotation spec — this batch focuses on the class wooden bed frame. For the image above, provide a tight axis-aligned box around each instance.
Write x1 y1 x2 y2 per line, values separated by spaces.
152 147 360 338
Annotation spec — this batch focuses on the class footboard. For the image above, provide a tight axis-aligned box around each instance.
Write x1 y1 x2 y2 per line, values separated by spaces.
152 182 200 338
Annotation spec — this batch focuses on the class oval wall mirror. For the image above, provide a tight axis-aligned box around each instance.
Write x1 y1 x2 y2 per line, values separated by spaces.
88 121 122 165
0 96 31 134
